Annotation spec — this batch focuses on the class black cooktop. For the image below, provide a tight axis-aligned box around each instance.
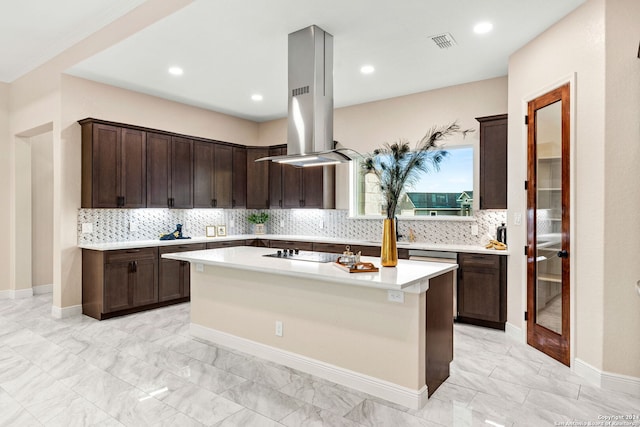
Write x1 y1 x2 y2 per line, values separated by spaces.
263 250 339 263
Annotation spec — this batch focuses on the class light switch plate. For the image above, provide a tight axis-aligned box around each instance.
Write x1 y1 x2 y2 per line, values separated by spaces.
129 221 138 232
470 224 479 236
81 223 93 234
195 263 204 272
514 212 522 226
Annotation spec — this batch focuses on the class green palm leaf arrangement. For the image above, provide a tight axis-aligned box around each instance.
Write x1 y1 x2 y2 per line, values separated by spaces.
361 122 473 219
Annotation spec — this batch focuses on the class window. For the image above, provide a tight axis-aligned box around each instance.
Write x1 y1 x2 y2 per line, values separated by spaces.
351 145 475 218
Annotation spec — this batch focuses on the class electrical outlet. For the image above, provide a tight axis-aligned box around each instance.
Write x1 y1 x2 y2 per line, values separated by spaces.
195 263 204 272
387 290 404 303
81 223 93 234
129 221 138 232
230 219 235 227
275 320 283 337
319 220 324 229
280 220 285 228
470 224 478 236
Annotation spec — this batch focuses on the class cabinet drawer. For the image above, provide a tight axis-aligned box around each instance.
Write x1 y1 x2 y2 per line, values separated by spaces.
459 253 500 269
270 240 314 251
245 239 269 247
105 247 157 263
158 243 205 255
312 242 347 253
206 240 245 249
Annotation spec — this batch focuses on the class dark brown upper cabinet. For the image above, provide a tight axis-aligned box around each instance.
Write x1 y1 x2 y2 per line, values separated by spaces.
477 114 508 209
246 147 270 209
146 133 193 208
193 142 246 208
80 119 146 208
269 146 286 209
193 141 215 208
282 164 335 209
232 147 247 208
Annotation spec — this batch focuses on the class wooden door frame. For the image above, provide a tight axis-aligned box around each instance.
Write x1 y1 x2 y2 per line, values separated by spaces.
523 81 575 366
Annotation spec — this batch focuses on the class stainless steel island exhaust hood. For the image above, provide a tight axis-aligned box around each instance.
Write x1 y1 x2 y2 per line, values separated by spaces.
257 25 355 167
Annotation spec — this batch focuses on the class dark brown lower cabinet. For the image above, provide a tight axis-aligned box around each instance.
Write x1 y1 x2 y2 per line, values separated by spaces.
270 240 314 251
83 247 160 320
456 252 507 330
206 240 247 249
426 271 454 396
158 243 205 302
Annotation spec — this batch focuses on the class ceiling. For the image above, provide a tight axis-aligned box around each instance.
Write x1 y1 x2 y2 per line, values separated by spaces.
5 0 586 122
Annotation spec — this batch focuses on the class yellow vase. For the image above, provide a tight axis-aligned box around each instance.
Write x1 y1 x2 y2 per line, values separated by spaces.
381 218 398 267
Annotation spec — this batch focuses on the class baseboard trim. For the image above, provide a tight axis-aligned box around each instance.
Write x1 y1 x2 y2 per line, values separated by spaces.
190 323 429 409
33 284 53 295
51 304 82 319
574 358 640 397
505 322 524 342
12 288 34 299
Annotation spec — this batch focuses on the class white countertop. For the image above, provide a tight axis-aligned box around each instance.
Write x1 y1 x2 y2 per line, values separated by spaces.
162 246 458 293
78 234 509 255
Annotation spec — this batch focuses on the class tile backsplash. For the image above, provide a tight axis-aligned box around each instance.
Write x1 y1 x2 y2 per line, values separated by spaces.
78 208 507 246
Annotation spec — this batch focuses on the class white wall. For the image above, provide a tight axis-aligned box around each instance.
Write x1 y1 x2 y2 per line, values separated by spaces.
31 131 54 287
0 82 9 293
602 0 640 377
507 0 640 379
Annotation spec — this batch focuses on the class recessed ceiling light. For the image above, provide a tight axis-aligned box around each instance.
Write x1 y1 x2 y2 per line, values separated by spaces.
168 66 183 76
473 22 493 34
360 65 375 75
251 94 263 101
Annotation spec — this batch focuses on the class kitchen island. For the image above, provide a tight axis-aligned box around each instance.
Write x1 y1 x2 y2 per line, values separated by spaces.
162 246 457 409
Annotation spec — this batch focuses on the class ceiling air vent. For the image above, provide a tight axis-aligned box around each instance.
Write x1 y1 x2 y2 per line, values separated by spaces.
429 33 457 49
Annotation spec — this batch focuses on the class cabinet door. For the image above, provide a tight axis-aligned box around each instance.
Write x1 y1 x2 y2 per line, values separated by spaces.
282 164 303 208
246 148 269 209
104 261 131 313
477 114 507 209
170 136 193 208
301 166 324 208
146 132 171 208
269 146 285 208
193 141 215 208
120 128 147 208
457 253 504 324
214 144 233 208
91 123 121 208
158 243 205 301
159 259 182 302
232 147 247 208
131 258 158 307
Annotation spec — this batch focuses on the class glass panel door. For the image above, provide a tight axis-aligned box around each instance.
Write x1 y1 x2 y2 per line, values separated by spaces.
527 83 570 366
535 101 563 334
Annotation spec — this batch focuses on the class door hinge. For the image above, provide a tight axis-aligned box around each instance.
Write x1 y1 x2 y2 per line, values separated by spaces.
524 246 528 255
524 180 528 190
524 115 529 125
524 311 528 321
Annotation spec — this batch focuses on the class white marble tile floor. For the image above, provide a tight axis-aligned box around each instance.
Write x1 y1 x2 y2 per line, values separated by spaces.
0 294 638 426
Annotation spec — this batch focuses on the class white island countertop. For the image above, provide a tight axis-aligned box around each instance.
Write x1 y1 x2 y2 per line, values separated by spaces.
162 246 457 293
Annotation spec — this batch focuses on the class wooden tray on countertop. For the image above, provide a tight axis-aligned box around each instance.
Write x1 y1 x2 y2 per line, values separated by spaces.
333 261 379 273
